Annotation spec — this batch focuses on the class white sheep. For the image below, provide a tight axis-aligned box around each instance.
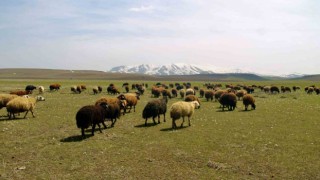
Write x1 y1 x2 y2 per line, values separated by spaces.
170 101 200 129
6 96 45 119
38 86 45 94
185 88 195 96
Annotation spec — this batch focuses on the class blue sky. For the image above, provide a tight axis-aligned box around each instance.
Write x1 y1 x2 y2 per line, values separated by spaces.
0 0 319 75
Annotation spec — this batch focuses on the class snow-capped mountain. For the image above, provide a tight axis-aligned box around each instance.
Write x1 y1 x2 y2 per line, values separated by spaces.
108 63 250 75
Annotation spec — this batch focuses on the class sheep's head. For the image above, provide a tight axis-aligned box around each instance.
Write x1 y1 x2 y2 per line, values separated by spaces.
192 101 200 109
99 102 109 110
36 96 45 101
117 94 126 100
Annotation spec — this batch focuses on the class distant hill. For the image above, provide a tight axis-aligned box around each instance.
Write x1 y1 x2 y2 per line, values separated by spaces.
0 68 314 81
293 74 320 81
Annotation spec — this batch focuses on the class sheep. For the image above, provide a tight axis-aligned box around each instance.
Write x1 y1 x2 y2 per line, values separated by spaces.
315 87 320 95
123 93 139 112
170 101 200 129
104 102 122 127
137 85 145 95
171 88 178 98
214 90 227 102
179 89 185 98
142 97 168 126
219 93 237 111
124 85 129 93
93 86 99 95
49 83 61 91
263 86 271 93
95 95 127 115
236 90 247 100
6 96 45 119
151 86 162 98
243 94 256 111
185 88 195 96
76 103 108 138
10 90 32 96
270 86 280 94
204 90 214 101
38 86 44 94
0 94 18 110
161 89 172 98
185 95 201 108
307 87 314 94
199 89 205 98
25 85 37 93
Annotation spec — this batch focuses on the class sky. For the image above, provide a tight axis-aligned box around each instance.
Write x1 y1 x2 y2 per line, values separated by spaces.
0 0 319 75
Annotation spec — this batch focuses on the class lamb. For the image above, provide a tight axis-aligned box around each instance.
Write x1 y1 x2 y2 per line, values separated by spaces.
204 90 214 101
38 86 44 94
170 101 200 129
185 95 201 108
76 103 108 138
6 96 45 119
242 94 256 111
0 94 18 110
219 93 237 111
142 97 168 126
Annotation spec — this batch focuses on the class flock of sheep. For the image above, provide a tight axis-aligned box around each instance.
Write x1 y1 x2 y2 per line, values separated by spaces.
0 82 318 138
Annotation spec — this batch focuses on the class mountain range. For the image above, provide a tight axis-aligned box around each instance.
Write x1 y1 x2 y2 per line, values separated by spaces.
107 63 305 78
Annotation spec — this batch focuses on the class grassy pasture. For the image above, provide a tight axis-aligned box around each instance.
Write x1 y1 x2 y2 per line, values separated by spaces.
0 79 319 179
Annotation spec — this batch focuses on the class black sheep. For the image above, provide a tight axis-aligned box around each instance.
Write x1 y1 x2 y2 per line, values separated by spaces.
142 97 168 126
76 103 108 138
270 86 280 94
219 93 237 111
25 85 37 93
105 102 122 127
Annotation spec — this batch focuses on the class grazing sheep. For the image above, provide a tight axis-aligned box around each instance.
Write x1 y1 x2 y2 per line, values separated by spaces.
236 90 247 100
292 86 300 92
185 95 201 107
204 90 214 101
186 88 195 96
10 90 32 96
104 102 122 127
142 97 168 126
179 89 185 98
315 87 320 95
170 101 200 129
270 86 280 94
76 103 108 138
38 86 44 94
98 86 102 93
199 89 205 98
219 93 237 111
0 94 18 110
92 86 99 95
124 85 130 93
151 86 162 98
263 86 271 93
307 87 314 94
137 85 145 95
171 89 178 98
49 83 61 91
243 94 256 111
95 95 127 115
6 96 45 119
214 90 227 102
161 89 172 98
124 93 139 112
25 85 37 93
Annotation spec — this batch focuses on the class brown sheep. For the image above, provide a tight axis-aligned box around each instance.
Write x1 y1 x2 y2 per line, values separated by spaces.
214 90 227 102
204 90 214 101
243 94 256 111
185 95 201 108
199 89 205 98
236 90 247 100
124 93 139 112
219 93 237 111
10 90 32 96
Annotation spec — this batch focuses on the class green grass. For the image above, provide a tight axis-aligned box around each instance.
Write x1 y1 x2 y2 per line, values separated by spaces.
0 79 319 179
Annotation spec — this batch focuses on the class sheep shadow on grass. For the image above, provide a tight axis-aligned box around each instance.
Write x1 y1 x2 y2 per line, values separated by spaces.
135 123 159 128
0 116 31 122
160 126 188 131
60 134 93 142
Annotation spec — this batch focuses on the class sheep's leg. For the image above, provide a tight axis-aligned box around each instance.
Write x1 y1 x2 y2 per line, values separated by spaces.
24 111 29 118
158 115 160 124
92 124 96 136
102 121 107 128
145 118 148 126
181 117 185 127
30 110 35 117
97 123 102 133
111 118 117 127
172 119 177 129
188 116 191 126
152 117 156 125
163 114 166 122
81 128 85 138
245 105 248 111
133 105 136 112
